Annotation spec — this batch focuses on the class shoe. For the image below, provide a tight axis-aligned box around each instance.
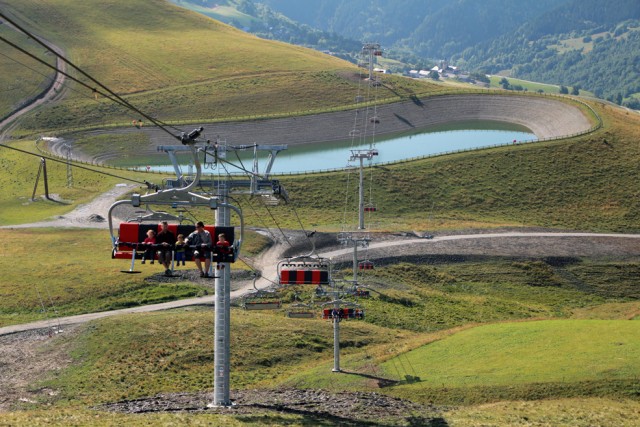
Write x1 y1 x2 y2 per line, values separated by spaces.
165 269 172 276
141 260 146 264
200 272 205 277
204 273 210 278
150 261 154 264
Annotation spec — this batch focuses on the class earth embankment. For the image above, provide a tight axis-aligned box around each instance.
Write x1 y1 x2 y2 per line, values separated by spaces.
60 94 594 163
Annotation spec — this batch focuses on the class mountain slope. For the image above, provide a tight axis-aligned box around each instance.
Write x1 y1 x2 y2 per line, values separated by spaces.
261 0 567 57
262 0 640 104
2 0 436 131
458 0 640 103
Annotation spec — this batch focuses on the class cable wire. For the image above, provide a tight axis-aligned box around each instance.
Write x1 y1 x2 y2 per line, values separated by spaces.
0 143 148 185
0 11 184 140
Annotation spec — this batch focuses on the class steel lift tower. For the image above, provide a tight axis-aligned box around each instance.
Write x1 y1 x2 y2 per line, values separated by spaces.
349 148 378 230
110 130 287 408
361 42 382 83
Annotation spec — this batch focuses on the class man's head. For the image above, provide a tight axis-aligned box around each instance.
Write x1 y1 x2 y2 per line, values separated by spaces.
196 221 205 230
161 221 168 230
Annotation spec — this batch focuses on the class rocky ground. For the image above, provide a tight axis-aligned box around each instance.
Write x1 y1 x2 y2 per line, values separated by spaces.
0 327 77 412
98 388 447 426
0 326 446 425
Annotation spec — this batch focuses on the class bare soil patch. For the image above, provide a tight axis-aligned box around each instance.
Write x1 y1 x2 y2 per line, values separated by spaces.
0 326 78 412
98 388 446 426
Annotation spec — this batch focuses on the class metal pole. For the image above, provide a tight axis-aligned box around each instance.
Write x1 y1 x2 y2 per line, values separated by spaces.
42 158 50 199
368 48 374 81
31 158 44 201
332 304 341 372
353 243 358 282
358 156 365 230
213 182 232 407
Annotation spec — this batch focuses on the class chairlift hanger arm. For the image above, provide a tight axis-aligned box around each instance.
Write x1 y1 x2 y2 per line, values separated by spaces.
108 200 131 245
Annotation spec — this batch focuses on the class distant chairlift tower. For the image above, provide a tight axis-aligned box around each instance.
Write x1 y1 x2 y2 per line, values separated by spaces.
350 148 378 230
361 42 382 83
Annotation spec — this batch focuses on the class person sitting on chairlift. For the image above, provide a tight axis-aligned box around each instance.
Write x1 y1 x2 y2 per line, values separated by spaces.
216 233 231 260
186 221 212 277
156 221 176 276
174 234 186 266
141 229 156 264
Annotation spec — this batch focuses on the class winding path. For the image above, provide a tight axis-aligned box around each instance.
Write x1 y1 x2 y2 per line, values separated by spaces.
1 226 638 336
0 26 67 140
0 27 623 336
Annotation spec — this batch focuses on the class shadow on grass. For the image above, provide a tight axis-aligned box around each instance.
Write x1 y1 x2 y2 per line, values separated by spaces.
339 369 399 388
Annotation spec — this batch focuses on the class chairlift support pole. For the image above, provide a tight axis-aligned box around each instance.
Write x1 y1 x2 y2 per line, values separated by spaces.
349 149 378 230
323 299 361 373
31 157 52 201
110 131 280 408
213 181 232 407
338 233 371 282
332 300 341 372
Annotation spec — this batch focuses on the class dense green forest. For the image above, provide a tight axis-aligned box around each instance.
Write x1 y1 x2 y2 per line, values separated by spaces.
458 0 640 106
260 0 564 59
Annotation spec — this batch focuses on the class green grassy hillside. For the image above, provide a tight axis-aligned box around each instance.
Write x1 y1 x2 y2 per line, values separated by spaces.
0 0 439 133
385 320 640 403
0 23 56 120
0 227 269 326
6 309 637 425
266 102 640 233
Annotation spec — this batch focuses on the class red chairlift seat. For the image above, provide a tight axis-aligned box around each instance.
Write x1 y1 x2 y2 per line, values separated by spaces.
354 288 370 297
358 260 375 270
278 259 331 285
112 222 236 263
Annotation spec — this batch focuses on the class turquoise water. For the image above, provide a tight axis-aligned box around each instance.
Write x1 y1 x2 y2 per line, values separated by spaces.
151 121 535 174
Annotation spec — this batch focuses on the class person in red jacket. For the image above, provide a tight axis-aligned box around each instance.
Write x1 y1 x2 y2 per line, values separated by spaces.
141 229 156 264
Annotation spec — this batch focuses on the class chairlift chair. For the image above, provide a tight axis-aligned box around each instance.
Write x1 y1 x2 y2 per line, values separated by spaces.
358 260 375 271
278 256 331 286
286 302 315 319
243 290 282 310
322 306 365 320
349 284 371 297
243 275 281 310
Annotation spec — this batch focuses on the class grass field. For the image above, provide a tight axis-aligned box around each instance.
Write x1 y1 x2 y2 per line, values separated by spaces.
383 320 640 401
488 75 594 97
0 227 268 326
0 23 56 120
0 139 145 226
1 0 441 134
